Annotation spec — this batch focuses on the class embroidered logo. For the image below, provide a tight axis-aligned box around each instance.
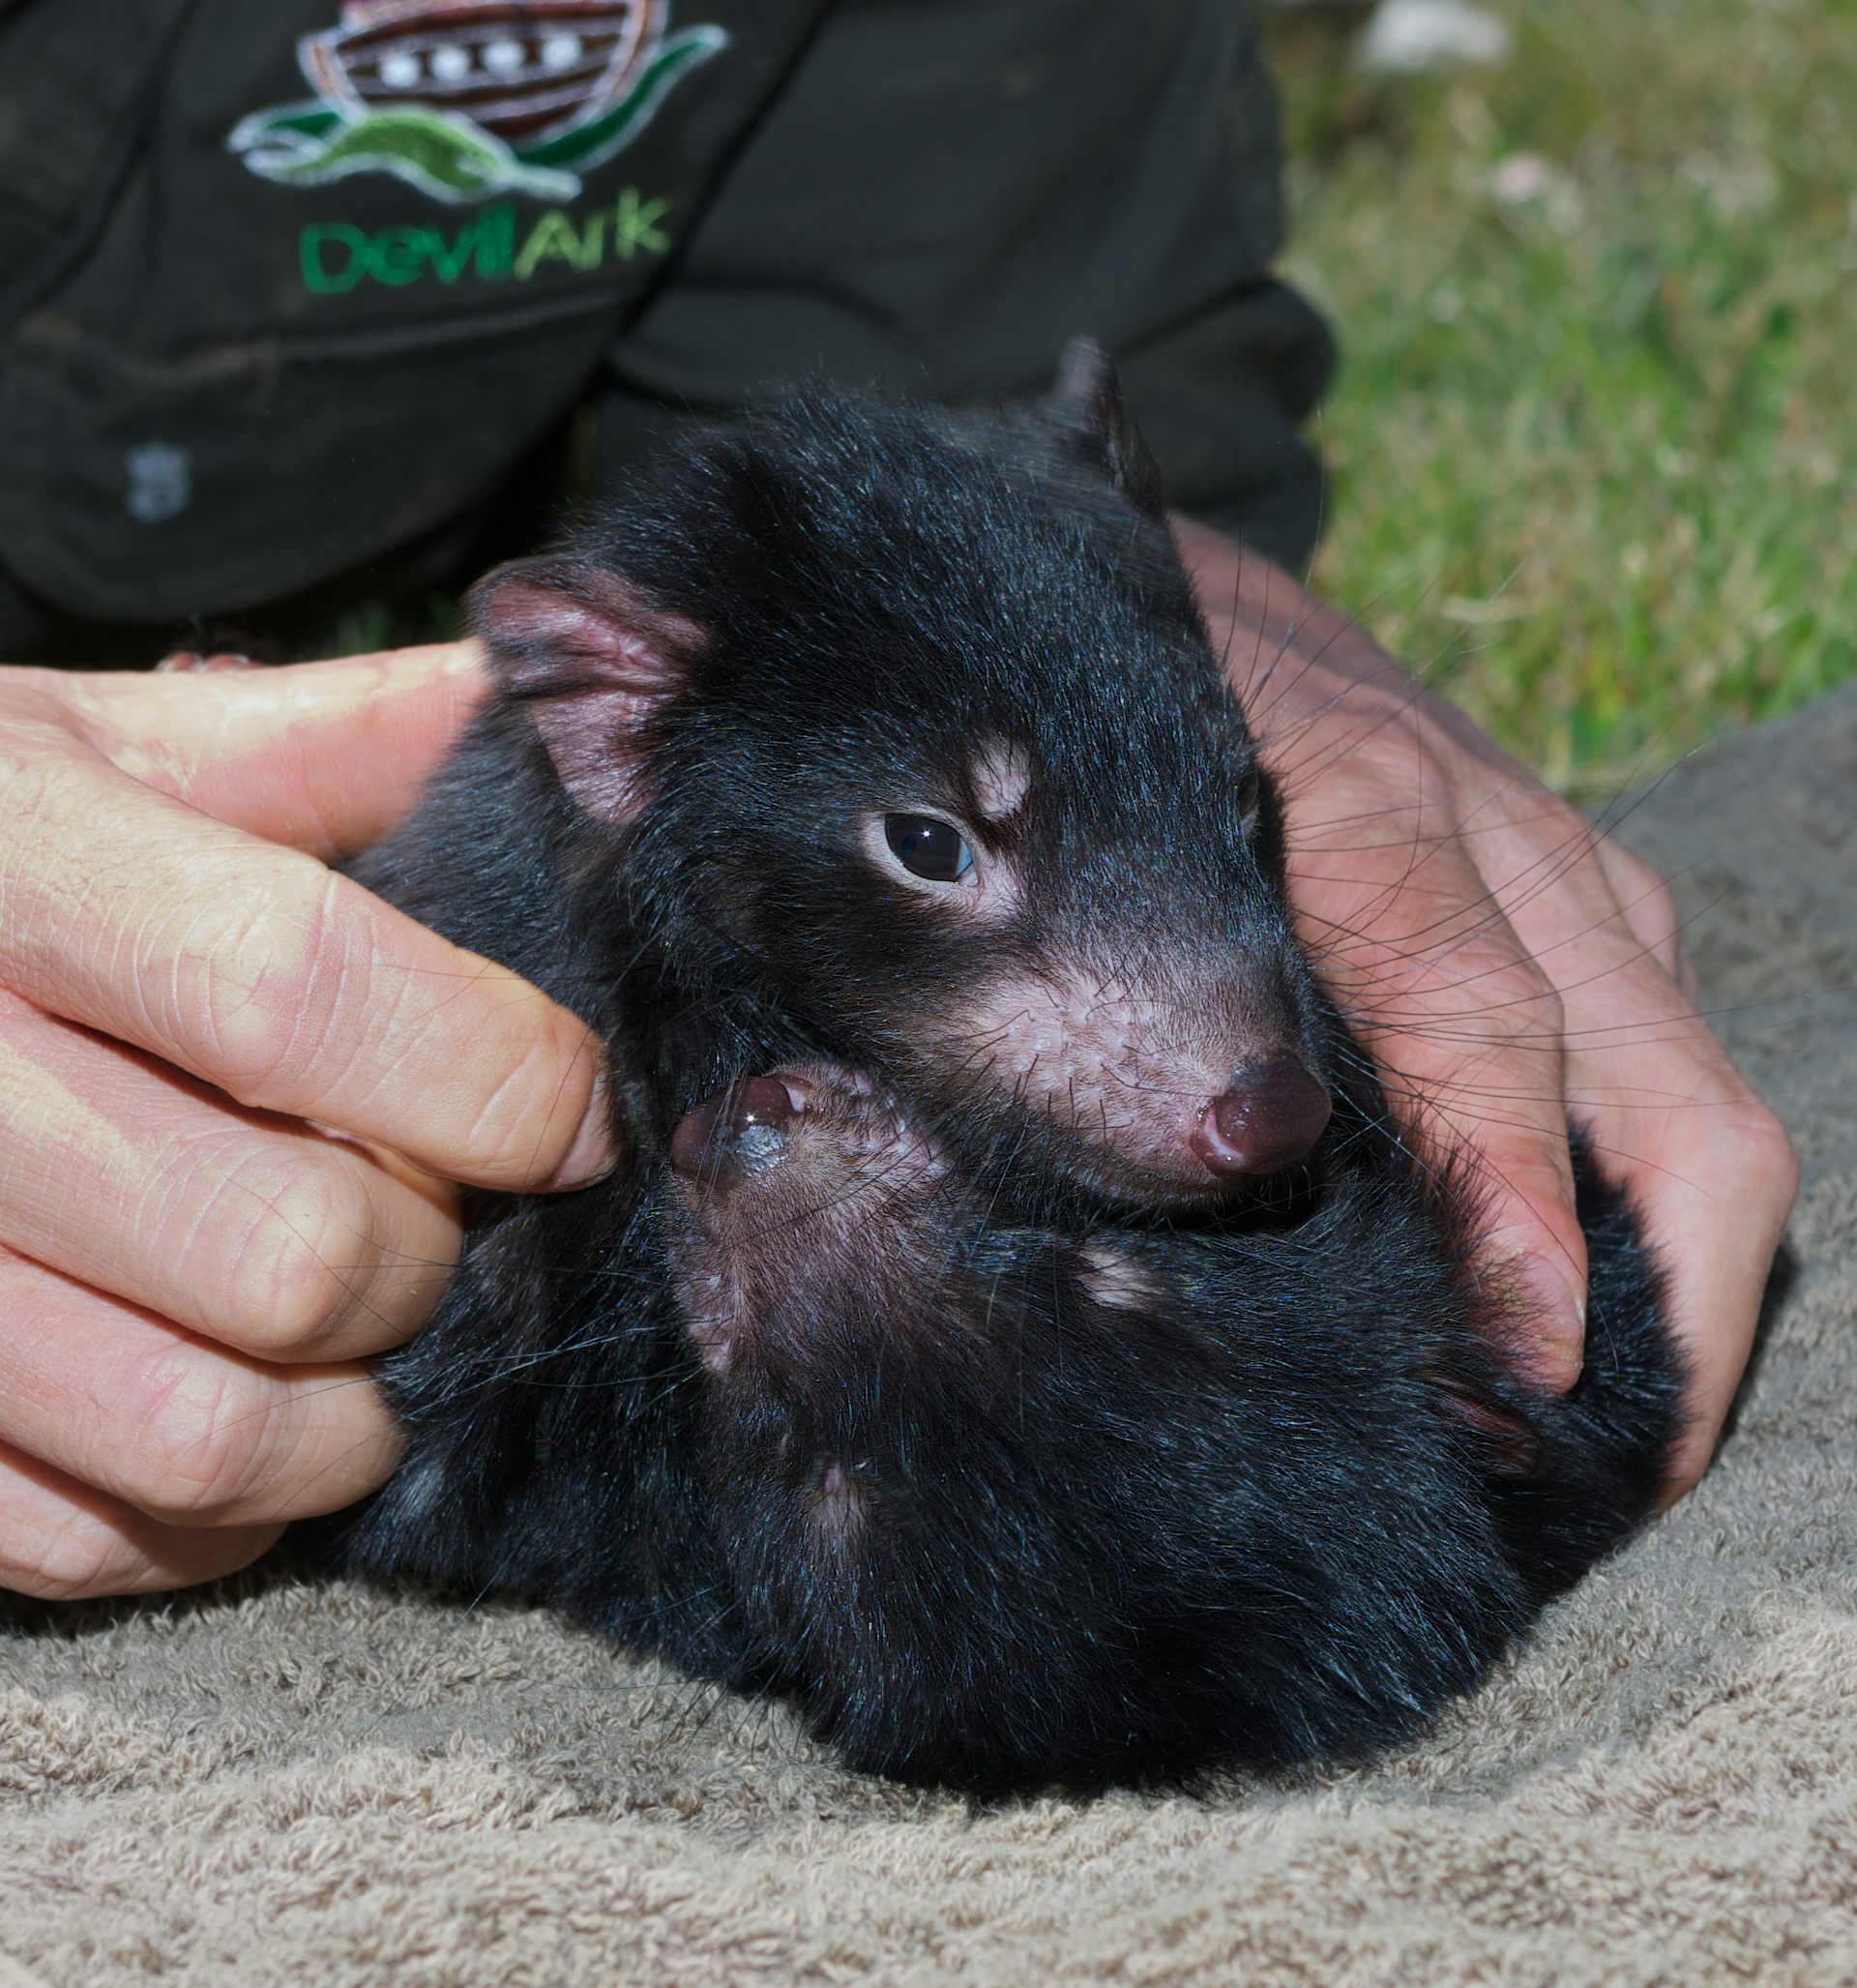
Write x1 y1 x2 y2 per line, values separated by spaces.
227 1 726 206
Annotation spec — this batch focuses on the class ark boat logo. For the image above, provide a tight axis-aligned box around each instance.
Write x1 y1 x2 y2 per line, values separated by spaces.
227 0 727 205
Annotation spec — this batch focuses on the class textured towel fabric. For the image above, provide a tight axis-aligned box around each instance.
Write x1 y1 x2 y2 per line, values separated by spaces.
4 686 1855 1987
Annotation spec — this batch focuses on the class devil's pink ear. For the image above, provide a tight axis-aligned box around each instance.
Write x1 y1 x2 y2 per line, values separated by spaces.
1047 337 1167 521
468 556 705 823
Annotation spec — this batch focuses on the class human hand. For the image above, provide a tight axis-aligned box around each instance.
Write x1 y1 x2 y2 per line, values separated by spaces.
1176 520 1798 1497
0 646 619 1599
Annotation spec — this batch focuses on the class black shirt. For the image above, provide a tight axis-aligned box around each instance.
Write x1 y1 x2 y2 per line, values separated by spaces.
0 0 1333 652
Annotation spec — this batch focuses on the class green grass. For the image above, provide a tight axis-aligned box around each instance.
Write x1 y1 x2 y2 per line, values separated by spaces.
1261 0 1857 797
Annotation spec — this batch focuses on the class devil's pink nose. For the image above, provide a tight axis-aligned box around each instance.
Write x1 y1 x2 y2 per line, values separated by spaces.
669 1076 805 1190
1193 1058 1332 1179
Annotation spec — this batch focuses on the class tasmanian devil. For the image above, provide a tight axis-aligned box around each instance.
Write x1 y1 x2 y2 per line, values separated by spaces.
339 341 1683 1794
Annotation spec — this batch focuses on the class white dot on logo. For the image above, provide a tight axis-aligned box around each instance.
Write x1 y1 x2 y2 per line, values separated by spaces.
540 31 582 69
377 49 422 88
482 37 524 74
428 43 473 83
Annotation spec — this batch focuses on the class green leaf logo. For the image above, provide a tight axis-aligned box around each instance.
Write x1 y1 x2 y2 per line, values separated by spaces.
231 104 581 204
227 12 728 205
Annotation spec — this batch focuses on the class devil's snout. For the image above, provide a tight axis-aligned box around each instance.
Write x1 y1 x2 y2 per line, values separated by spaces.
670 1076 808 1192
1193 1056 1333 1181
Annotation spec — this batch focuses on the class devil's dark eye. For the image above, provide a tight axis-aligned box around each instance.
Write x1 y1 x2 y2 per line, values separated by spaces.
883 814 974 883
1236 764 1263 821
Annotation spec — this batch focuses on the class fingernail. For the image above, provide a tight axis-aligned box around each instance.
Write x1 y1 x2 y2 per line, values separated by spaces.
552 1074 620 1188
1513 1257 1587 1388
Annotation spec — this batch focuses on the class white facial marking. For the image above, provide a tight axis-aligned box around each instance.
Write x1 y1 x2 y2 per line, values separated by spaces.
686 1310 733 1379
971 737 1032 822
1076 1243 1160 1313
809 1460 869 1545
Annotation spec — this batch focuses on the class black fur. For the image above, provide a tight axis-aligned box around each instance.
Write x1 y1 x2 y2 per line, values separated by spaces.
653 1069 1671 1792
337 364 1684 1793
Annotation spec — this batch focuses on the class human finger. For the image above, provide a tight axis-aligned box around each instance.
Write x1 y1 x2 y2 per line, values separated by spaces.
46 642 488 862
1635 1087 1797 1498
1455 768 1687 999
0 736 614 1193
1592 833 1695 996
0 1440 286 1601
1550 943 1797 1498
0 990 458 1359
1283 763 1591 1387
0 1247 399 1529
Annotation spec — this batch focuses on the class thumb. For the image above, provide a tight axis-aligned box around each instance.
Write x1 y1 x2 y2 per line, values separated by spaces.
48 642 489 861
